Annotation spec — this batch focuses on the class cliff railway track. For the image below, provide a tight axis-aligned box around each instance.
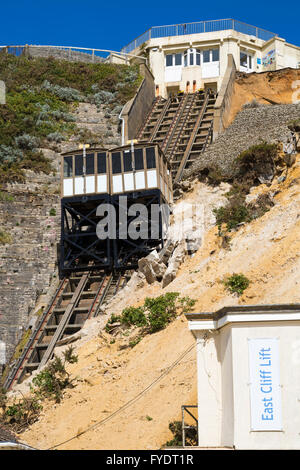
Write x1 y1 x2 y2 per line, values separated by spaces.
3 269 132 390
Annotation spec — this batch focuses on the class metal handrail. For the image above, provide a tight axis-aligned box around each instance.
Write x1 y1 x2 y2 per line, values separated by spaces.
121 18 278 54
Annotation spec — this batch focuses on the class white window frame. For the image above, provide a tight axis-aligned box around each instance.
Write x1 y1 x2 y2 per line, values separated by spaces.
183 48 219 67
165 53 183 67
240 51 254 72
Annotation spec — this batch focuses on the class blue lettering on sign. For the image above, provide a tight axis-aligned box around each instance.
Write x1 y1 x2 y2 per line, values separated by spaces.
259 347 274 420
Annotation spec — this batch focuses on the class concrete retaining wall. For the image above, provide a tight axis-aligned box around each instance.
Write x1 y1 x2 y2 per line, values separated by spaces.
213 54 236 139
121 63 155 142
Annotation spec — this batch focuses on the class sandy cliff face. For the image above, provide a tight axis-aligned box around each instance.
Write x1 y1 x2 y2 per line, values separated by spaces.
19 152 300 450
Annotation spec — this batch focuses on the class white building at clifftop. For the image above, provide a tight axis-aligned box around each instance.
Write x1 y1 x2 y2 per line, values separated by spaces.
121 19 300 98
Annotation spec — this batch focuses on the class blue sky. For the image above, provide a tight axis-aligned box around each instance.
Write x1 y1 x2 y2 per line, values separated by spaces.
1 0 299 50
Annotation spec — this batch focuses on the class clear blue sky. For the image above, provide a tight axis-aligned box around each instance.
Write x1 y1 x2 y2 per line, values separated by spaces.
1 0 299 50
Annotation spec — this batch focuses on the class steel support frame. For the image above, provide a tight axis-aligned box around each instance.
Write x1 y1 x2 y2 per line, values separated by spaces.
60 194 111 277
112 189 167 269
60 190 169 275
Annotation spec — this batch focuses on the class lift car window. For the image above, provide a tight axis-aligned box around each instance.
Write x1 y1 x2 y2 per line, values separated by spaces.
134 149 144 170
146 147 156 169
86 153 94 175
123 150 133 172
64 156 73 177
97 153 107 174
112 152 122 174
75 155 83 176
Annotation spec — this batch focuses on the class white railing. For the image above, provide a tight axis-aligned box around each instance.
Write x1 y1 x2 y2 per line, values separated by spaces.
121 18 277 54
0 45 146 63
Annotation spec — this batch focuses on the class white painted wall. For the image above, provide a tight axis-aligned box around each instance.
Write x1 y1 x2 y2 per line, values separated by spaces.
190 314 300 449
147 30 300 97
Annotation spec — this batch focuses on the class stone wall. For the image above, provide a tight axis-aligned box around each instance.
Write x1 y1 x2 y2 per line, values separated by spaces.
0 180 60 364
185 102 300 179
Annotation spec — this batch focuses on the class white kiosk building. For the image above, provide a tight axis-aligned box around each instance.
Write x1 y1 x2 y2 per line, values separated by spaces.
121 19 300 97
186 304 300 450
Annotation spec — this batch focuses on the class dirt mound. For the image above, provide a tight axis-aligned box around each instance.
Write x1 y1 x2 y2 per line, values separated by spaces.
228 68 300 125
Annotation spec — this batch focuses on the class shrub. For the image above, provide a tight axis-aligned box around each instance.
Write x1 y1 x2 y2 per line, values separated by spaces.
223 273 250 296
88 90 115 106
0 162 25 184
49 208 56 216
31 346 78 403
42 80 84 102
105 293 196 336
46 131 64 142
21 150 53 174
163 420 197 447
121 307 147 327
2 396 42 433
213 203 250 233
15 133 40 150
235 142 278 184
0 145 22 165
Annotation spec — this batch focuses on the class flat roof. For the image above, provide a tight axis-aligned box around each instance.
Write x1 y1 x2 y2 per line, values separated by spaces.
185 303 300 322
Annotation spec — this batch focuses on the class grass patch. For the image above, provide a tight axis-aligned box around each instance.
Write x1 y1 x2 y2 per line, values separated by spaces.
0 191 14 202
0 229 12 245
223 273 250 296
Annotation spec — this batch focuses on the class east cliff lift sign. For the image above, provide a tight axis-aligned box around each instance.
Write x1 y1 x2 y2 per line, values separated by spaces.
248 338 282 431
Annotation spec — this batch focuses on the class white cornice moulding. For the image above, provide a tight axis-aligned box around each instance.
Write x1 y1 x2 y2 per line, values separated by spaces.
189 311 300 333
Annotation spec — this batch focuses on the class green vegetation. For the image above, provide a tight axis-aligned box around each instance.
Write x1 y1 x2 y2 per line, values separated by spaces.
223 273 250 296
0 346 78 433
288 119 300 132
0 229 12 245
31 346 78 403
213 203 251 233
235 142 278 183
11 329 31 361
163 420 197 447
106 293 196 342
49 208 56 216
0 393 42 433
0 191 14 202
0 54 142 183
213 143 278 237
